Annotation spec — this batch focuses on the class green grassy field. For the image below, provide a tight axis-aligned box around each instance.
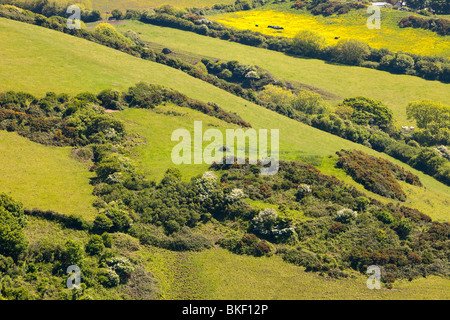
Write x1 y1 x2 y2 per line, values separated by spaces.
132 243 450 299
0 131 97 219
112 104 234 181
26 0 234 12
1 17 448 221
192 248 450 299
1 15 449 300
113 20 450 125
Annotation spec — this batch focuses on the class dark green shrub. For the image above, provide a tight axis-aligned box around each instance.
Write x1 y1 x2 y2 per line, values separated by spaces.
85 235 105 256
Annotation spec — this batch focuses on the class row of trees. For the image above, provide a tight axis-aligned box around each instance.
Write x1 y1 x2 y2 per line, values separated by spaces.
290 30 449 81
135 8 450 82
0 0 101 21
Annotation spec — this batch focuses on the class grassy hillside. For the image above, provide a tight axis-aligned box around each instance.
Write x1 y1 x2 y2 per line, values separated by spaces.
112 104 234 182
1 15 449 301
0 131 97 218
113 20 450 125
131 238 450 299
1 17 448 221
24 0 235 12
211 8 450 57
192 248 450 300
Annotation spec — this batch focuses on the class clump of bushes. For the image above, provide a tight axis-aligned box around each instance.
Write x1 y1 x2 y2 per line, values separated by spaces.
336 149 422 201
399 16 449 36
217 233 272 257
308 1 366 16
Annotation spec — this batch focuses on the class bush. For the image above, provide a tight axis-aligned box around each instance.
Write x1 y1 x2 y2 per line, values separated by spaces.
85 235 105 256
61 240 84 267
0 207 27 260
103 257 134 284
291 90 329 115
290 30 325 57
339 96 393 129
97 89 125 110
332 39 370 65
336 149 421 201
391 53 415 73
98 268 120 287
334 208 357 224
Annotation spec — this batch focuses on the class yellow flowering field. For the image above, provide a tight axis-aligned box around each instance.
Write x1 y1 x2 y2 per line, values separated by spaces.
211 9 450 57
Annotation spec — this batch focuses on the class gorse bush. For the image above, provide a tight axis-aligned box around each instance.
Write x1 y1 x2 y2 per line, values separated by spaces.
336 149 422 201
399 15 450 36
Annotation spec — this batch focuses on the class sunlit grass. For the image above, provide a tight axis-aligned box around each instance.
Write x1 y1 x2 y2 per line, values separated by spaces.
192 248 450 299
1 17 448 221
28 0 235 13
115 20 450 126
0 131 97 219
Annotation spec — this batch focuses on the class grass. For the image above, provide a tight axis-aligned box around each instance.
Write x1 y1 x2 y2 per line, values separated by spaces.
211 8 450 57
1 17 448 221
25 0 235 13
128 231 450 300
1 16 449 300
112 104 237 182
0 131 97 219
114 20 450 125
192 247 450 300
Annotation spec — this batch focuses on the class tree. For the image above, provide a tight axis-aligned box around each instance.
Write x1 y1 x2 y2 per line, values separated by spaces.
407 100 450 131
101 202 132 232
110 9 124 20
0 207 27 260
291 90 329 115
61 240 84 266
391 53 415 73
335 104 354 120
429 0 450 14
291 30 326 57
257 84 295 107
340 96 393 129
93 213 114 233
332 39 370 65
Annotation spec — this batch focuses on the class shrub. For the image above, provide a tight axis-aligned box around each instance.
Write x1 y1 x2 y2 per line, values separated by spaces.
102 232 113 248
98 268 120 287
103 257 134 284
93 213 114 233
291 90 329 115
334 208 357 224
85 235 105 256
97 89 125 110
0 207 27 260
332 39 370 65
391 53 415 73
61 240 84 267
339 96 393 129
336 149 420 201
290 30 326 57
